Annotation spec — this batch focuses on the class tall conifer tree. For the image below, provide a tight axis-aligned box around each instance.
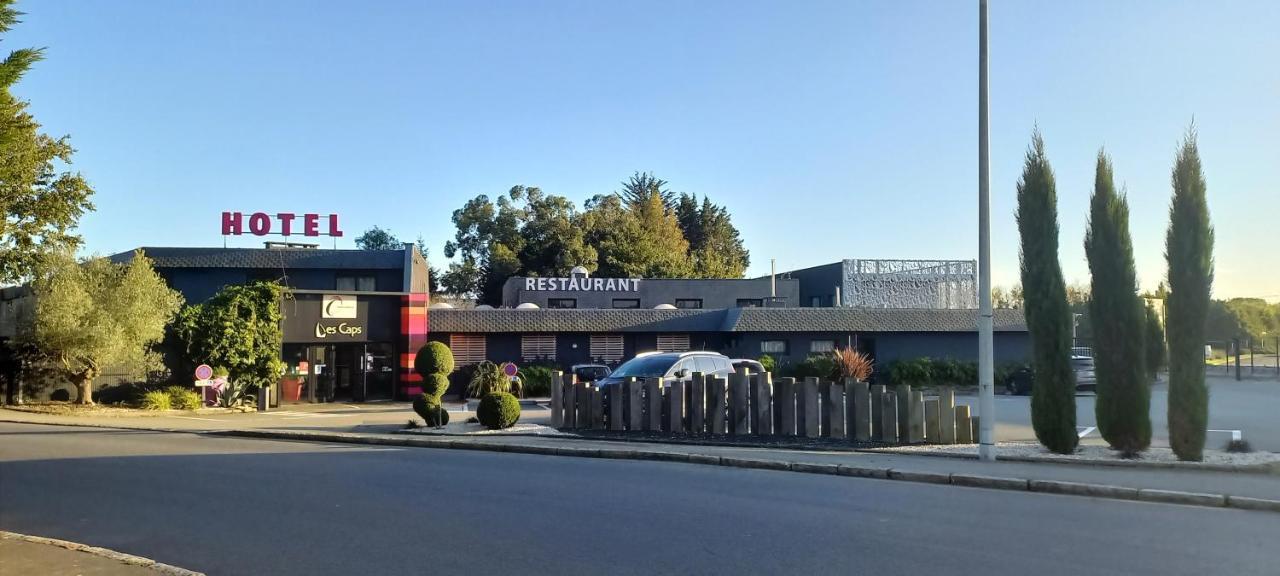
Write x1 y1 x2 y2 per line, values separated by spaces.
1015 131 1078 454
1085 151 1151 456
1165 128 1214 461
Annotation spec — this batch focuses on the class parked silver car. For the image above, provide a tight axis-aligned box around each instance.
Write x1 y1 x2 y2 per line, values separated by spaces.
1004 356 1096 395
593 351 733 388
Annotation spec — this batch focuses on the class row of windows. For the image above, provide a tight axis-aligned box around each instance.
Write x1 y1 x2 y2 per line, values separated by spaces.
447 334 836 365
546 298 760 309
760 339 836 355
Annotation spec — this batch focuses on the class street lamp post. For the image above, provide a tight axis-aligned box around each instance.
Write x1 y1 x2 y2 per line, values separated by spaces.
977 0 996 462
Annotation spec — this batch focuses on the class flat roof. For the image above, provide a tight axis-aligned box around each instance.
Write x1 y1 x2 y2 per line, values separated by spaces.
109 247 407 270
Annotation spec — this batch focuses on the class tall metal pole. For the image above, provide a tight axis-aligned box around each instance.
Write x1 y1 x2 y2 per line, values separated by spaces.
977 0 997 461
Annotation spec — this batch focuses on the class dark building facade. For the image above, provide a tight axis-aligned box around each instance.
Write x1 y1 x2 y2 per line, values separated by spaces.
112 245 430 404
502 273 799 309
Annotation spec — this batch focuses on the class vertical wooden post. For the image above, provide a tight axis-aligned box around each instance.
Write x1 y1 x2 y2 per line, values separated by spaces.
849 379 871 442
550 370 564 428
880 391 898 442
591 385 605 429
908 390 925 443
827 380 845 439
626 377 642 431
668 378 685 433
644 377 662 432
870 384 886 439
776 377 796 436
896 384 912 442
609 384 624 431
575 381 590 430
818 380 832 436
689 372 706 434
924 397 941 442
708 376 727 434
802 377 820 438
955 405 973 444
939 386 956 444
729 369 750 435
564 373 578 429
754 372 773 435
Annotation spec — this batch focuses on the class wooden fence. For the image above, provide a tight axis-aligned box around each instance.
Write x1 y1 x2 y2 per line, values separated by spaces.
550 367 977 444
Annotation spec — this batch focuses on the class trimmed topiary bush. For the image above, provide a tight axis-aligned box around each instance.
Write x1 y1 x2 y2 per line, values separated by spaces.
421 373 451 401
166 386 202 411
414 342 455 377
412 393 450 427
477 391 520 430
140 390 171 411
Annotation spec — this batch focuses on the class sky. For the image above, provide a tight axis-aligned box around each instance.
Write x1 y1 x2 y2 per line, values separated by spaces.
7 0 1278 299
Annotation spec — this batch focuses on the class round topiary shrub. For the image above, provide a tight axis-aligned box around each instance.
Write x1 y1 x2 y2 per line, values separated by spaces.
414 342 455 377
477 391 520 430
412 393 450 427
421 373 450 401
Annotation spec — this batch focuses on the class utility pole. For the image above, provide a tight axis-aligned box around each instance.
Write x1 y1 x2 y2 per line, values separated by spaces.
977 0 997 462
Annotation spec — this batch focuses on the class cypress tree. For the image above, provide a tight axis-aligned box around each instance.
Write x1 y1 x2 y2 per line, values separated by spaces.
1165 128 1214 461
1015 131 1078 454
1143 302 1166 380
1084 151 1151 456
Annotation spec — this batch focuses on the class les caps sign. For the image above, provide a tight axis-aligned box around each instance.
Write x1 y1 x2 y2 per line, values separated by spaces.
222 212 344 237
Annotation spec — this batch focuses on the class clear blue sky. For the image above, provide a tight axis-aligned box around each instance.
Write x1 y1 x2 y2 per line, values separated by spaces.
8 1 1278 299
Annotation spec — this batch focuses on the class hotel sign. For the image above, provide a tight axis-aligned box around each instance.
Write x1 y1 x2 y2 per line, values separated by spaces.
524 277 640 292
221 212 344 237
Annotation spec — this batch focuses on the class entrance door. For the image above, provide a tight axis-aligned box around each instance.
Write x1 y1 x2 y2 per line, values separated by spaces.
307 345 333 402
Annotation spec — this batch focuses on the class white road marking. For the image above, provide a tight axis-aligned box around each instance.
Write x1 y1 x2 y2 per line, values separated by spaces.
1077 426 1097 438
1207 429 1243 441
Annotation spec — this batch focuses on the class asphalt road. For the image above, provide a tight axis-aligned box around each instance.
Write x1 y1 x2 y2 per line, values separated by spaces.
959 374 1280 451
1 423 1278 575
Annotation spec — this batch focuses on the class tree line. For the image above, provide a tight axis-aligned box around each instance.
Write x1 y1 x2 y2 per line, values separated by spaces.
437 172 750 306
1015 126 1214 461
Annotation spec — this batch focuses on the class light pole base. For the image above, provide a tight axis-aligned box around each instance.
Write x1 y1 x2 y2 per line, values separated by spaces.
978 443 997 462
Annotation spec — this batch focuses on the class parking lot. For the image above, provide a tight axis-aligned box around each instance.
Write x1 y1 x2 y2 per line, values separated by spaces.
958 374 1280 451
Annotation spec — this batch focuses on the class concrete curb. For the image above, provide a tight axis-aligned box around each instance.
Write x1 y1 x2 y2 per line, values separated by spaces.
0 531 204 576
859 446 1279 474
6 419 1280 515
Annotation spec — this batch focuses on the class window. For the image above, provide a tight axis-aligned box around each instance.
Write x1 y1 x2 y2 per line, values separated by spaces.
761 340 789 354
656 334 690 353
675 299 703 309
693 356 718 375
337 276 376 291
449 334 486 366
521 334 556 361
809 340 836 354
547 298 577 309
590 334 624 364
612 298 640 309
737 298 764 308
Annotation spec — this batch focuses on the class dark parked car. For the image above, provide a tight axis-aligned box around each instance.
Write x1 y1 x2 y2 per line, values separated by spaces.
730 358 765 374
570 364 611 383
593 351 733 389
1004 356 1097 395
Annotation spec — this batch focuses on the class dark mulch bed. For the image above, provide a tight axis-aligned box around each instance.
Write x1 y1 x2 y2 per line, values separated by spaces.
567 429 903 451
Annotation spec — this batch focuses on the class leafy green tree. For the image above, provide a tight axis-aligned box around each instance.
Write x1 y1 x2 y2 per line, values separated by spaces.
1015 131 1077 454
1084 151 1150 456
1144 302 1166 378
28 252 183 404
1165 128 1214 461
0 2 95 283
174 282 285 392
675 194 750 278
354 226 402 250
586 191 692 278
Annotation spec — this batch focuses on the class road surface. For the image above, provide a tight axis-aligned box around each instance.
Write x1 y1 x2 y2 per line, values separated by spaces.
1 423 1277 575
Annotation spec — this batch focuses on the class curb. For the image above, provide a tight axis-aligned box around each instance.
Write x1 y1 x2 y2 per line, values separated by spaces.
858 446 1279 474
0 531 204 576
6 419 1279 515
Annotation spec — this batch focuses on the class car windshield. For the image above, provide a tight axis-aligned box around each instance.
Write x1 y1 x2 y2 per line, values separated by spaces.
610 356 678 378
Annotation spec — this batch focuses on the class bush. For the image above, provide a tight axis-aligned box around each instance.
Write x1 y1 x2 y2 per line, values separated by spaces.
421 373 451 402
785 355 836 380
518 365 554 398
414 342 455 377
166 386 202 410
140 390 171 411
467 361 509 398
831 348 874 381
477 391 521 429
887 358 933 388
758 354 776 374
412 393 450 427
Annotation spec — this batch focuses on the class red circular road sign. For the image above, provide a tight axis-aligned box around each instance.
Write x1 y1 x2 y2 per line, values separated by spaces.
502 362 519 377
194 364 213 381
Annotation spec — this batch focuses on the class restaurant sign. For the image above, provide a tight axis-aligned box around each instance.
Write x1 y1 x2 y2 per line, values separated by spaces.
523 277 640 292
